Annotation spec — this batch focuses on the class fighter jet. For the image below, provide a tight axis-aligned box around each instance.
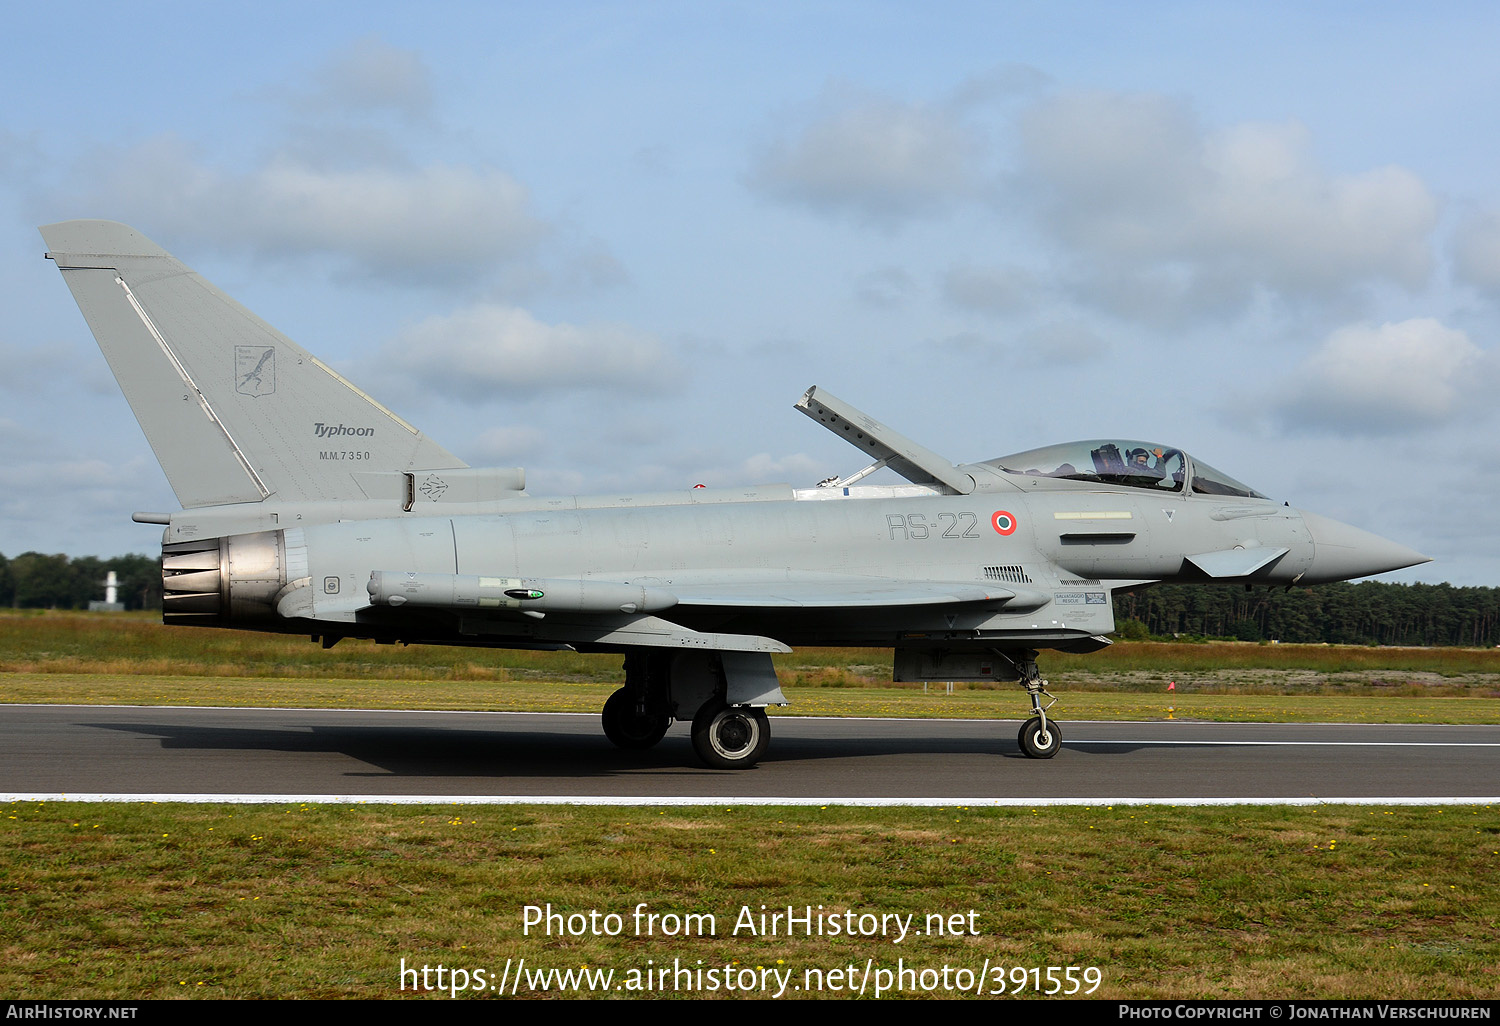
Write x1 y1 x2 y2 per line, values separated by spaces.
39 220 1429 768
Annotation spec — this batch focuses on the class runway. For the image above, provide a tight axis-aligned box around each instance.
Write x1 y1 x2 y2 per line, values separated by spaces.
3 704 1496 804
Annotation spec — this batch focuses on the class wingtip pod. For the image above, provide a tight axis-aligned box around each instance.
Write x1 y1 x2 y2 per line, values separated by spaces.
40 220 174 264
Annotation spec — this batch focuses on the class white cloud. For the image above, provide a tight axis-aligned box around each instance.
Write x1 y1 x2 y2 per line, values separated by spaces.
42 38 564 285
70 137 548 280
755 80 1439 323
1014 90 1207 242
1013 91 1438 311
749 86 983 224
1275 319 1488 433
382 302 680 400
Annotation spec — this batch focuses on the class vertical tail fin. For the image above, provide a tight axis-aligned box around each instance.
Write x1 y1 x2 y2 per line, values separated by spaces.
40 220 465 508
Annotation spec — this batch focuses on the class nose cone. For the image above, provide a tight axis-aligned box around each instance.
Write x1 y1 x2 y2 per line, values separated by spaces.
1299 510 1430 584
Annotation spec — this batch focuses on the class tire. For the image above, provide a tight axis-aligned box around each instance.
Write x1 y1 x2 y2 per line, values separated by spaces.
690 701 770 769
1017 716 1062 759
601 688 670 750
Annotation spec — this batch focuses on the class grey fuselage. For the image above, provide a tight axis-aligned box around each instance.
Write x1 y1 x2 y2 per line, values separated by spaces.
172 469 1328 654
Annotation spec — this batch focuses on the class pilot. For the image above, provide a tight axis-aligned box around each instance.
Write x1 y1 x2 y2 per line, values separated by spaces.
1127 448 1164 480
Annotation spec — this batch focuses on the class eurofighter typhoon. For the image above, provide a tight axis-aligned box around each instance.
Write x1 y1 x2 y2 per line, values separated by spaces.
40 221 1429 768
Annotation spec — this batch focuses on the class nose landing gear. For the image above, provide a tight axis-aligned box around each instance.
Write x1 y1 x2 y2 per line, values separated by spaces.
1000 649 1063 760
1017 715 1061 759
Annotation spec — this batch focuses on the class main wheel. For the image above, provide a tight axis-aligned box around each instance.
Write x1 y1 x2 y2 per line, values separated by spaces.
690 701 770 769
1017 716 1062 759
602 688 670 750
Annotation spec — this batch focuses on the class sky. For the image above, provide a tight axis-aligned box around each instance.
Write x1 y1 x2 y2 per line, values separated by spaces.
3 2 1498 584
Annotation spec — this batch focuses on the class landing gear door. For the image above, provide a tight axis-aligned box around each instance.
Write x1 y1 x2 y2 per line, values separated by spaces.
721 651 787 706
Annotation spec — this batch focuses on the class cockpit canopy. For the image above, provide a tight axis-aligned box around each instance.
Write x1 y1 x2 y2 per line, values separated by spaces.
983 440 1267 499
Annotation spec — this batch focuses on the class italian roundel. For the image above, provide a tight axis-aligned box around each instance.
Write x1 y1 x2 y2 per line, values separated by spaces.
991 510 1017 536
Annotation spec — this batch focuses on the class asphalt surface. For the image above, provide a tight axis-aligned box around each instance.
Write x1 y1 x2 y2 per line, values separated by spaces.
3 704 1497 802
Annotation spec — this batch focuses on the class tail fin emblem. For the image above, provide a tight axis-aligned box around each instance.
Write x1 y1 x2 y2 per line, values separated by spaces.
235 346 276 397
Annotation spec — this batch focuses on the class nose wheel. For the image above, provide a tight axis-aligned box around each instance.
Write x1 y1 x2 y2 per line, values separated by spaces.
999 649 1063 759
1017 716 1062 759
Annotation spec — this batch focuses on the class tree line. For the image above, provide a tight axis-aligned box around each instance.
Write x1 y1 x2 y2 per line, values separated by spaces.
0 552 163 611
5 550 1499 647
1114 581 1500 647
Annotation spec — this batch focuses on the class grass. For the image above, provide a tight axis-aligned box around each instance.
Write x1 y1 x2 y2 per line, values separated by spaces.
8 610 1500 685
3 610 1497 999
2 800 1496 999
3 610 1498 723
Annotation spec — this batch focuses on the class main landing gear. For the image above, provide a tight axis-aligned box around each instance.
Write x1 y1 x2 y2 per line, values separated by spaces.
601 651 777 770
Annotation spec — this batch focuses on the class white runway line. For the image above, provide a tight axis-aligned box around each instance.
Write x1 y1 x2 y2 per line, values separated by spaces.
4 793 1496 806
1065 739 1500 746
